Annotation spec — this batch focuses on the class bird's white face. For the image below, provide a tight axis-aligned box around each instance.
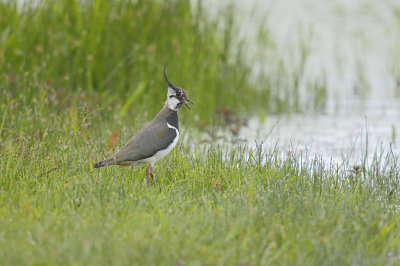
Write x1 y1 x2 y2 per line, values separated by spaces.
163 67 194 111
166 86 190 111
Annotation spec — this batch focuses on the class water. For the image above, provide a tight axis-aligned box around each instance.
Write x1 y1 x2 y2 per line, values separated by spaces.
202 0 400 163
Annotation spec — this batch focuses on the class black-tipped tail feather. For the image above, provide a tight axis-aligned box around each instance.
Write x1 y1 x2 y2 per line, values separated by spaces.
93 160 106 169
93 157 117 169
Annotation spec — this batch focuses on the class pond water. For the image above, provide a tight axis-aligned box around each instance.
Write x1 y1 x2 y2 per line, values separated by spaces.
203 0 400 163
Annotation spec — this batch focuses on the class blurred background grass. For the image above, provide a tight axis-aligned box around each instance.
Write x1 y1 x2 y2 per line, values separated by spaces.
0 0 280 128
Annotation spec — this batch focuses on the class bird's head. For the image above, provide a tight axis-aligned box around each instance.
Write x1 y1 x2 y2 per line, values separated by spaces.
164 66 194 111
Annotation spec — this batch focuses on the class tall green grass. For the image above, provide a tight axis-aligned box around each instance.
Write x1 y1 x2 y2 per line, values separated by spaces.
0 0 268 125
3 1 397 264
0 78 399 264
0 99 400 264
0 0 328 127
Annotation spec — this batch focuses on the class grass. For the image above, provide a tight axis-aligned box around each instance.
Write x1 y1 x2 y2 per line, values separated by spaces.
0 0 328 126
0 0 261 126
1 90 400 265
1 0 399 265
0 98 399 264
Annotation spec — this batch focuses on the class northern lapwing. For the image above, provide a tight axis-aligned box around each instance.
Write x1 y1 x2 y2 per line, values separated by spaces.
93 67 194 184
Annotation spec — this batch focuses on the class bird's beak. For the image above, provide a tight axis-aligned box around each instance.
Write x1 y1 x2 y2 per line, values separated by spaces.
185 98 195 110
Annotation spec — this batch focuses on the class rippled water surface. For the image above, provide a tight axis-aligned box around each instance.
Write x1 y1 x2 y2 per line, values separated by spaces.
203 0 400 162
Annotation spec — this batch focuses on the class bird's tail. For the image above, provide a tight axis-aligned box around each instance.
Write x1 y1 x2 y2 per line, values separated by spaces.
93 160 106 169
93 157 116 169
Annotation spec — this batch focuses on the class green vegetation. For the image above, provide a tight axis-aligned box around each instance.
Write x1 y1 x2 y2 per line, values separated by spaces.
1 84 400 264
0 0 265 126
1 0 399 265
0 0 327 126
1 98 400 264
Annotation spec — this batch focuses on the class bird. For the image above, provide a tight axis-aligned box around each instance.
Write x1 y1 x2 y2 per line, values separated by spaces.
93 66 194 184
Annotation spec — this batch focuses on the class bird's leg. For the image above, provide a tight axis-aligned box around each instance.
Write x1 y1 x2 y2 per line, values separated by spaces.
149 164 156 185
146 166 150 185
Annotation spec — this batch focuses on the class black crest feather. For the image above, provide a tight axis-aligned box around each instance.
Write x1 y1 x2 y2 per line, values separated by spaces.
163 65 179 91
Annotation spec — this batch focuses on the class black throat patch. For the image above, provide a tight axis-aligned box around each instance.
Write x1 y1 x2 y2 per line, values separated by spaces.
166 110 179 130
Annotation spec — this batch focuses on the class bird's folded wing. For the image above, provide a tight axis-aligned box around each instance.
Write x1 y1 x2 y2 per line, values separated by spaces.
110 122 177 164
